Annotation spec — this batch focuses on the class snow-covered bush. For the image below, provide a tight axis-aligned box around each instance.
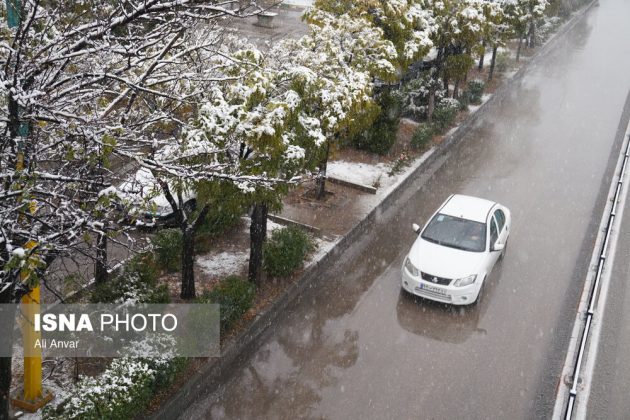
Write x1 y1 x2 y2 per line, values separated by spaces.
399 72 447 120
536 16 562 44
264 227 314 278
432 98 461 133
43 356 186 419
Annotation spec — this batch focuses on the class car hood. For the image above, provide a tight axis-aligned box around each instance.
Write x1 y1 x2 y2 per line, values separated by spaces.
408 237 485 280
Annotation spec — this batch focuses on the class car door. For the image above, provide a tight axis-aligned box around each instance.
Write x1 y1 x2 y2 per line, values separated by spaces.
487 213 502 267
493 208 509 245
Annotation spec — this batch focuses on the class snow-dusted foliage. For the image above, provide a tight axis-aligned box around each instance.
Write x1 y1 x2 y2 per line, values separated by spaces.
179 8 400 194
398 70 447 119
280 12 392 139
479 0 510 49
502 0 549 38
44 353 183 419
0 1 266 300
310 0 436 70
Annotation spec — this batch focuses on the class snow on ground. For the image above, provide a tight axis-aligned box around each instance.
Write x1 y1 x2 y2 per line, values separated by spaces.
481 46 510 64
327 161 389 188
504 68 518 80
12 343 76 420
266 219 285 233
468 93 492 113
307 236 339 266
197 251 249 278
282 0 313 5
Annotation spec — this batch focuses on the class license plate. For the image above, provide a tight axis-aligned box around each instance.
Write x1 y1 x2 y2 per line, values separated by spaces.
419 283 446 295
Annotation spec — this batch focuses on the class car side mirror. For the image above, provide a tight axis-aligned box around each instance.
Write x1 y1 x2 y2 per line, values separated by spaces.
493 242 505 252
412 223 421 234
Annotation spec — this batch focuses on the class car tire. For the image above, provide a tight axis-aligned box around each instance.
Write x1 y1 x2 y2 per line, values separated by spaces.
473 277 486 305
183 198 197 213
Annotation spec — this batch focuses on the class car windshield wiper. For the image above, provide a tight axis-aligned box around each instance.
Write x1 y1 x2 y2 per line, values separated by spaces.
421 235 443 245
440 243 472 252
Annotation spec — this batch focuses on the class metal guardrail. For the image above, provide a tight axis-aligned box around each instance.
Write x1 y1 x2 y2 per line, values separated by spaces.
563 133 630 418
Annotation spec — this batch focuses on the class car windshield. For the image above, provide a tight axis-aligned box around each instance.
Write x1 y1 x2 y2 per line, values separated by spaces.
421 213 486 252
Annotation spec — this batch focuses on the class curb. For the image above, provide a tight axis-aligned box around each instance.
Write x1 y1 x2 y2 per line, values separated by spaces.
327 176 378 194
267 214 321 236
151 7 595 418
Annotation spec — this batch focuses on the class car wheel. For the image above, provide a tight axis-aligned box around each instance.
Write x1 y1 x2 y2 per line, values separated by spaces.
183 198 197 213
473 277 486 305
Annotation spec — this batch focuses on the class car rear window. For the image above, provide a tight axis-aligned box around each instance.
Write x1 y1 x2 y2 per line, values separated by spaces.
421 213 486 252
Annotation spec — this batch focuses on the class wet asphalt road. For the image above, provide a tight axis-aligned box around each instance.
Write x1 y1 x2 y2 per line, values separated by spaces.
181 1 630 418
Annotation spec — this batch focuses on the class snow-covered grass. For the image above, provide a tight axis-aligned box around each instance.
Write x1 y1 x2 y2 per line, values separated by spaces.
197 251 248 279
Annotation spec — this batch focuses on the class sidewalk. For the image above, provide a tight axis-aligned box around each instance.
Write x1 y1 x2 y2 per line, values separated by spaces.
223 4 308 48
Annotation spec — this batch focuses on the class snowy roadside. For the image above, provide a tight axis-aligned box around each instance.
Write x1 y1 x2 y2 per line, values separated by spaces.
10 12 562 419
195 217 336 287
11 62 517 420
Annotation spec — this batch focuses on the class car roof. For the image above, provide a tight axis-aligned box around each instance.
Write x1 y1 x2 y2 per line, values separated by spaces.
439 194 497 223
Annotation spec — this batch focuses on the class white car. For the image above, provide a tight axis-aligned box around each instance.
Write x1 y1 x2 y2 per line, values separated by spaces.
401 194 511 305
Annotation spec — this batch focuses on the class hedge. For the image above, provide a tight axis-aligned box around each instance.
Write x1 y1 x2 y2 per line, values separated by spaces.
198 275 256 334
264 227 314 278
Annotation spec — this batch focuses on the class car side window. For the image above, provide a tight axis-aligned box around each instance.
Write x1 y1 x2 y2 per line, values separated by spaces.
489 218 499 246
494 209 506 231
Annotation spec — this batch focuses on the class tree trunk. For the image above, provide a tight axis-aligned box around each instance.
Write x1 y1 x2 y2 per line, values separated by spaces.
180 226 196 299
478 41 486 70
0 356 9 420
0 279 16 420
248 203 268 285
316 141 330 200
528 21 536 48
428 89 435 123
453 79 460 99
516 35 524 62
94 230 108 284
488 46 498 82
